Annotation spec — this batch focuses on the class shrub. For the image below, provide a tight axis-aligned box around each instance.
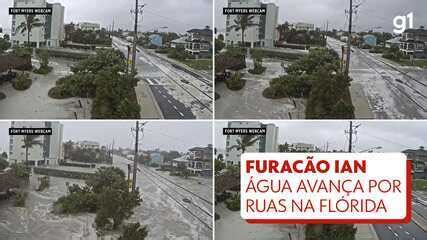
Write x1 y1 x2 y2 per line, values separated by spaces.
248 59 266 75
119 223 148 240
225 72 246 91
12 72 32 91
155 48 169 54
0 157 8 170
10 163 30 179
14 191 27 207
225 193 240 211
0 92 6 101
48 86 74 99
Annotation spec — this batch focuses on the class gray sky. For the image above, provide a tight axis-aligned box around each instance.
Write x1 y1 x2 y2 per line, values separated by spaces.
1 0 212 34
215 121 427 153
0 121 212 153
216 0 427 33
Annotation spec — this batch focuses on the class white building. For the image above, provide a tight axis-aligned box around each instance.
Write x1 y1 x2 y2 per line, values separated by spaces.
290 143 316 152
292 22 315 31
77 141 100 150
225 0 278 48
11 0 65 48
225 121 278 166
9 121 63 166
77 22 101 32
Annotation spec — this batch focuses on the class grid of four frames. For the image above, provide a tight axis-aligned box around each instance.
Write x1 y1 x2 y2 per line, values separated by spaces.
0 0 427 239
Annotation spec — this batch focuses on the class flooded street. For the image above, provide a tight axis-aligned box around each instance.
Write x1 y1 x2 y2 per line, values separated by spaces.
0 155 213 240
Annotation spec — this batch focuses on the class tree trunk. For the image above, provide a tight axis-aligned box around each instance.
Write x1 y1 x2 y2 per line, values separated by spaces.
241 29 245 48
25 146 28 166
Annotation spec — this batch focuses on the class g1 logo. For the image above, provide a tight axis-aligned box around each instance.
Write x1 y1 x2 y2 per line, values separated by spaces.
393 12 414 34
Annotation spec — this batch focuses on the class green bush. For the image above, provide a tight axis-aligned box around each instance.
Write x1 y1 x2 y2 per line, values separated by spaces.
248 59 266 75
225 193 240 211
0 157 8 170
33 66 53 75
0 92 5 100
119 223 148 240
155 48 170 54
250 48 304 61
48 86 74 99
10 163 30 179
12 72 32 91
225 72 246 91
14 191 27 207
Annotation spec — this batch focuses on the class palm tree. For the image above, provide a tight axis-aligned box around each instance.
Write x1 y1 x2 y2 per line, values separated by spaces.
229 15 258 47
16 15 43 48
229 135 260 154
21 135 43 166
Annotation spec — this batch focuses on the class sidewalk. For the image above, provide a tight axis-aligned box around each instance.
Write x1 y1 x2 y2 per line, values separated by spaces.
355 224 379 240
349 83 374 119
135 80 163 119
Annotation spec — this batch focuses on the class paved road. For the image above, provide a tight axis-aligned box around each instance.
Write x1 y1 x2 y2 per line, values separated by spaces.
327 37 427 119
112 37 212 119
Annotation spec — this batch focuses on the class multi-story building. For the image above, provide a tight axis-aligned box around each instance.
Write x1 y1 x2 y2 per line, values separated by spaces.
292 22 315 31
225 121 278 166
77 22 100 32
187 144 213 176
225 0 278 48
185 26 213 58
11 0 64 48
403 146 427 179
399 27 427 58
9 121 63 166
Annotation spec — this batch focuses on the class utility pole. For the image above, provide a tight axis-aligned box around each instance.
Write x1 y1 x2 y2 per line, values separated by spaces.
132 121 139 192
348 121 353 152
131 0 145 76
345 0 353 76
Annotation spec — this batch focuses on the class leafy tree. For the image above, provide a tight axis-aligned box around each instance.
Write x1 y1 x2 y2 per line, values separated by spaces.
2 152 8 159
21 135 42 166
119 223 148 240
229 135 260 154
215 38 225 53
306 224 356 240
229 15 258 47
278 142 290 152
0 37 11 54
15 15 43 47
10 163 30 179
0 157 8 171
215 158 226 175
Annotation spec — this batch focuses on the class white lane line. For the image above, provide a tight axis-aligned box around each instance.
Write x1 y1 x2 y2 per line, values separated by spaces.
173 105 178 110
178 112 184 117
167 100 172 104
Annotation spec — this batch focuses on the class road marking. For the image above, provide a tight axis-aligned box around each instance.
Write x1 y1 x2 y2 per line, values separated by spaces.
162 94 167 98
173 105 178 110
387 225 392 231
178 112 184 117
145 78 153 85
167 100 172 104
405 231 410 235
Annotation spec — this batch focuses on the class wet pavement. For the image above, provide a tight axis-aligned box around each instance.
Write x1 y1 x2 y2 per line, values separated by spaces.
327 37 427 119
215 57 305 119
0 58 91 119
113 37 213 119
0 155 213 240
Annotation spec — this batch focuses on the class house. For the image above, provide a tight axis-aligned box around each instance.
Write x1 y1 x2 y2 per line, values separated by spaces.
290 143 316 152
171 37 187 49
385 37 401 48
185 26 213 58
150 151 164 166
403 147 427 179
187 144 213 177
399 28 427 58
172 155 189 170
225 0 278 48
362 34 377 47
149 34 163 47
11 0 65 48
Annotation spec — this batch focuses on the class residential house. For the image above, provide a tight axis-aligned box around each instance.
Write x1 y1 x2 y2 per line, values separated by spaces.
187 144 213 177
399 28 427 58
149 34 163 47
77 22 101 32
171 36 187 49
292 22 315 32
185 26 213 58
362 34 377 47
403 147 427 179
77 141 100 150
225 0 278 48
385 37 402 48
290 143 316 152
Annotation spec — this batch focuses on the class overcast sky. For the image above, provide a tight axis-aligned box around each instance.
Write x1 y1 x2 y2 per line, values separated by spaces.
215 121 427 153
1 0 213 34
216 0 427 33
0 121 212 153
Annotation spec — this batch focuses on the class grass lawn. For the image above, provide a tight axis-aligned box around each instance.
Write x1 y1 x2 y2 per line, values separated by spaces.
414 179 427 191
181 59 212 71
396 59 427 69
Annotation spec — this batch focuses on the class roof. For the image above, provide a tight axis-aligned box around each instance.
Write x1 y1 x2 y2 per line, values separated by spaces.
171 37 187 44
404 28 427 34
386 37 402 44
187 28 213 37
